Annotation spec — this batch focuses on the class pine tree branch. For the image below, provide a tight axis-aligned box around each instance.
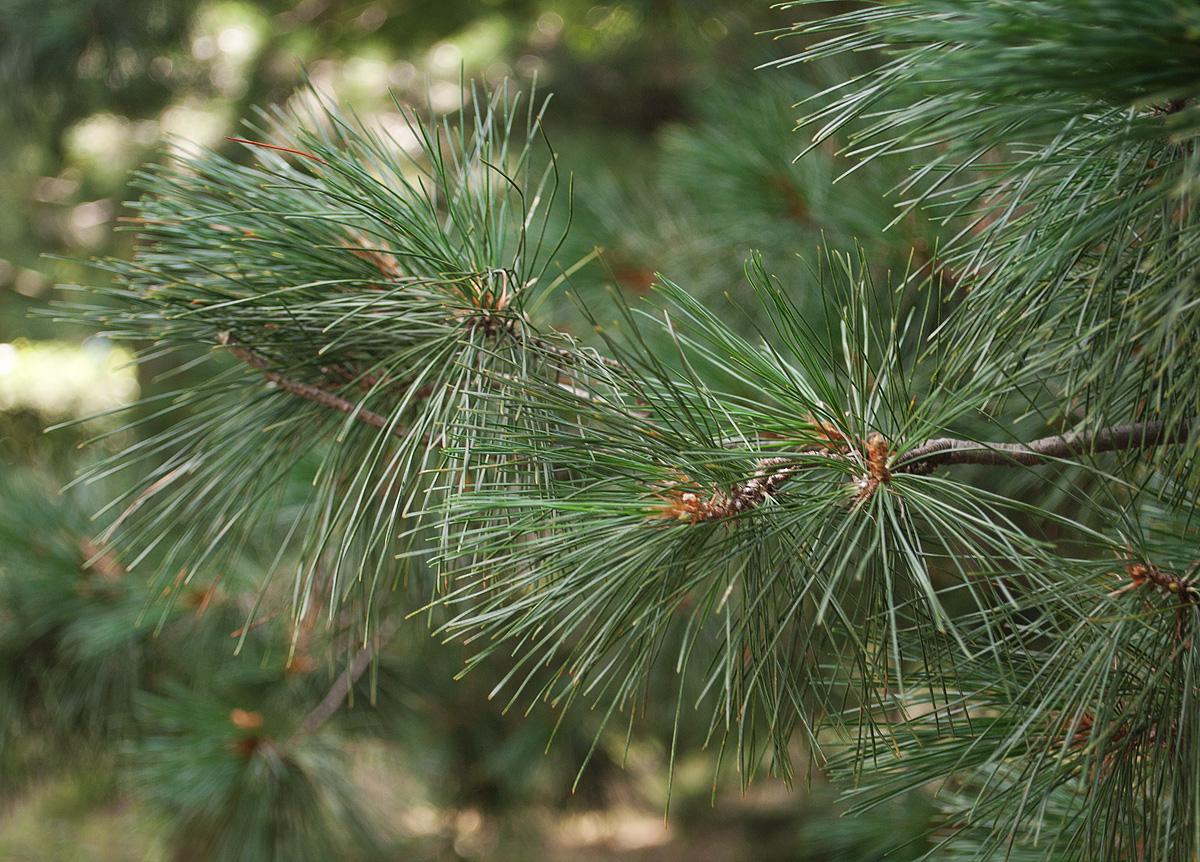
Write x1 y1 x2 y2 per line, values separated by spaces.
216 320 1197 489
895 417 1198 472
656 418 1198 520
216 331 410 439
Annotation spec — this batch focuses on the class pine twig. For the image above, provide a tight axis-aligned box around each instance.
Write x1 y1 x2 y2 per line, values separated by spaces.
218 329 1195 488
216 331 410 439
895 417 1198 471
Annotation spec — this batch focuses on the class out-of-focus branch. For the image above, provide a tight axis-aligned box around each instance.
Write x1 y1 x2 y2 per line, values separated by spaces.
290 623 397 742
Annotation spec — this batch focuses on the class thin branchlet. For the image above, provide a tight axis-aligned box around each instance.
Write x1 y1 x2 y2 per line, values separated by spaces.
290 622 398 742
1109 559 1200 605
223 321 1196 515
216 331 410 439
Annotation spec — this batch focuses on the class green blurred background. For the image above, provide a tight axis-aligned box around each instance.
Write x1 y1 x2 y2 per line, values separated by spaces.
0 2 937 859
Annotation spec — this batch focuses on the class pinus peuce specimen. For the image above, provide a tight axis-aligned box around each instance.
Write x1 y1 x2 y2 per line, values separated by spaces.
61 2 1200 858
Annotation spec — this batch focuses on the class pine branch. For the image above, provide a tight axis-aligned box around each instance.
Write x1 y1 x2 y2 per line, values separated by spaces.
895 417 1198 472
218 312 1196 503
216 331 409 439
650 418 1197 521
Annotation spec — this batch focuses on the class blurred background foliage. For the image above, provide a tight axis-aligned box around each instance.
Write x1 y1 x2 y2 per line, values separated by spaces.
0 1 939 859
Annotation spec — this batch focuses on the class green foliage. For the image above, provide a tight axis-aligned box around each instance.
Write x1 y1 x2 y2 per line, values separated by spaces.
773 2 1200 857
71 83 573 640
0 468 392 856
0 472 155 776
134 688 381 862
436 252 1071 789
784 0 1200 465
21 1 1200 860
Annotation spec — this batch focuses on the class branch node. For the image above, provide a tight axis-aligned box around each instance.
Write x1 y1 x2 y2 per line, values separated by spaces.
648 456 796 523
853 432 891 504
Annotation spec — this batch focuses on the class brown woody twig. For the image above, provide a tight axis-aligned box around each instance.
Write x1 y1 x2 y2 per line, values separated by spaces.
219 327 1197 510
217 331 410 439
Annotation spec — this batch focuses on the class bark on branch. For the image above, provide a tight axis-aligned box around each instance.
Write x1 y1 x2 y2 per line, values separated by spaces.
217 331 410 440
691 417 1198 519
895 417 1198 472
